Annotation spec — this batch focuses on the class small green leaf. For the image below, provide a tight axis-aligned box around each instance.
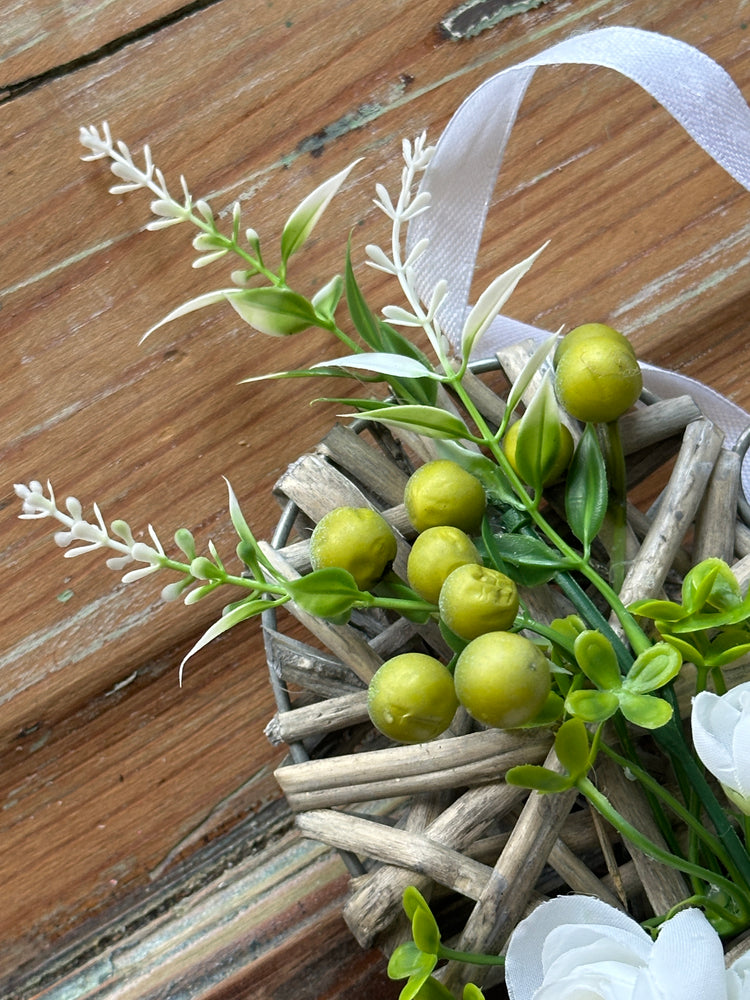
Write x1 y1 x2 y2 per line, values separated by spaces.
403 886 431 921
506 764 573 793
554 717 591 778
343 249 439 406
518 690 564 727
565 423 607 550
704 630 750 668
460 244 546 359
628 597 686 623
682 557 742 613
312 352 440 381
345 243 383 349
438 618 469 655
504 332 558 422
573 630 621 690
626 642 682 694
223 477 257 548
440 441 522 509
311 274 344 319
412 905 441 955
661 634 706 668
415 977 458 999
618 691 673 729
512 375 562 494
140 288 232 343
178 599 259 682
352 404 472 441
387 941 435 981
281 158 361 263
565 688 620 723
463 985 487 1000
486 533 574 584
286 567 365 619
669 597 750 633
226 287 320 336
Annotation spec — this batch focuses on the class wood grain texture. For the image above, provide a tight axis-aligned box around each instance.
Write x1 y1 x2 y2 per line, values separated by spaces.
2 0 750 996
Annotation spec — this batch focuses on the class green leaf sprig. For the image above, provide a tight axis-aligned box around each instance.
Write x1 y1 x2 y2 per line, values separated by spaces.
387 887 497 999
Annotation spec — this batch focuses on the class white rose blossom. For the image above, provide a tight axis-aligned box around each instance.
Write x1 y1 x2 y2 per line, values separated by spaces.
504 895 750 999
692 681 750 816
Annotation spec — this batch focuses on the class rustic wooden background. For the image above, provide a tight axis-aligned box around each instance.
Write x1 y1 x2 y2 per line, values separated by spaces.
3 0 750 997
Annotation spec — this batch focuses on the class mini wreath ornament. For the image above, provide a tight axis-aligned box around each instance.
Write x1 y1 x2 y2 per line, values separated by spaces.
14 27 750 1000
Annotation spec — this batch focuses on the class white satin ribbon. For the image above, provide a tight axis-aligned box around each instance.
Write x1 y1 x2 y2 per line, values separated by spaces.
407 26 750 486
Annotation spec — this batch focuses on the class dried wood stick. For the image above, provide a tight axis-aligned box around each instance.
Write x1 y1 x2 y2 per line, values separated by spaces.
276 731 551 810
597 755 689 914
344 782 527 946
372 790 454 954
724 928 750 967
316 423 411 507
273 453 412 579
296 809 494 900
732 552 750 591
547 838 623 910
624 434 686 490
279 744 549 811
617 418 725 608
262 628 364 698
265 690 370 745
277 728 548 793
440 748 578 993
588 800 628 908
736 520 750 559
259 542 383 684
619 396 701 454
266 536 311 573
693 447 741 564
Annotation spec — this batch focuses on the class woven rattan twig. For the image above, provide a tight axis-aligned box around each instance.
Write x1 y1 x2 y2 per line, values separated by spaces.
693 446 742 564
617 417 725 608
344 782 528 946
276 730 552 810
297 809 494 900
260 542 383 683
546 838 624 910
315 423 411 507
440 747 579 993
597 755 690 913
263 628 365 698
265 690 370 745
619 395 702 454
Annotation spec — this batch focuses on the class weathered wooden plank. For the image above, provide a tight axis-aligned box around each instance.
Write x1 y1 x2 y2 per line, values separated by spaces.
1 1 190 92
2 0 750 994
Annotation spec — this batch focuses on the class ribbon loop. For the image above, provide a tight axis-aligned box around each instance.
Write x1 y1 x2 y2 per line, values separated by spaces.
407 27 750 460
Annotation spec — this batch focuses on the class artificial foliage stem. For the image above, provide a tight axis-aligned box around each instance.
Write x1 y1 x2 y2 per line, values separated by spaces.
436 944 505 968
602 418 628 592
653 687 750 889
610 713 683 857
445 367 649 656
600 743 743 886
578 775 750 927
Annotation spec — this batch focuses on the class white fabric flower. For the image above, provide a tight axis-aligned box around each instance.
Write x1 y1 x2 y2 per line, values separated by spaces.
505 895 744 999
692 682 750 814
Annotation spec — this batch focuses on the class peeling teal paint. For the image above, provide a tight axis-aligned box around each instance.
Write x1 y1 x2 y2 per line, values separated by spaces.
296 102 383 158
441 0 553 40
